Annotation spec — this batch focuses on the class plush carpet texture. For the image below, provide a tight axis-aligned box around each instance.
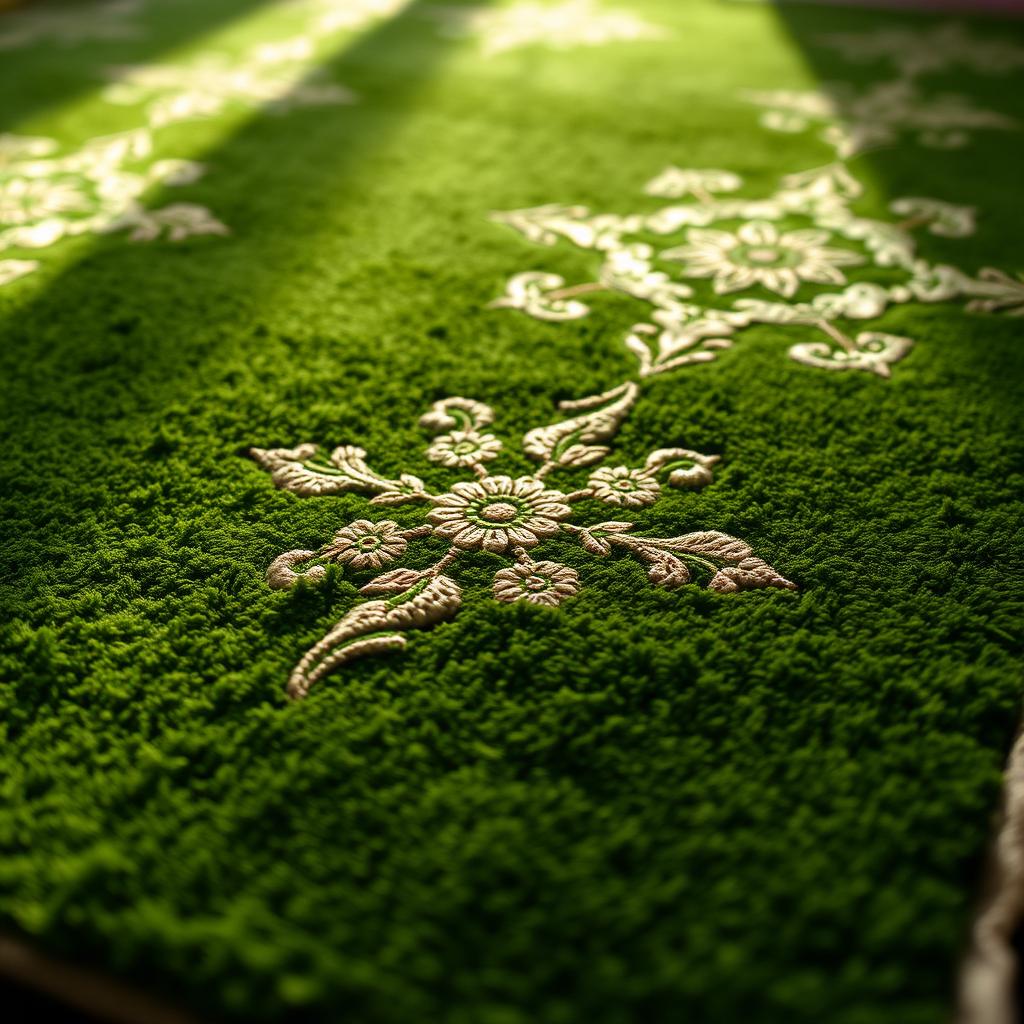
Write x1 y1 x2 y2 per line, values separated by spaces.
1 1 1023 1022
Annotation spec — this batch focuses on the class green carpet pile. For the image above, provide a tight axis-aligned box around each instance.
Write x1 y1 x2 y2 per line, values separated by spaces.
1 0 1023 1021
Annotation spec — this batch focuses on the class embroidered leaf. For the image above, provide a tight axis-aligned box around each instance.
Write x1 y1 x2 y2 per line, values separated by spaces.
593 530 795 594
708 557 797 593
523 382 638 469
359 568 429 595
554 444 610 468
645 531 752 562
288 575 462 700
250 444 429 501
574 521 633 556
578 533 609 556
370 475 431 505
639 548 691 589
814 282 891 320
492 203 644 252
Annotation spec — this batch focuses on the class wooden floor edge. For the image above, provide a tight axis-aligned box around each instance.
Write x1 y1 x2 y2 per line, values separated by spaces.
0 932 203 1024
957 721 1024 1024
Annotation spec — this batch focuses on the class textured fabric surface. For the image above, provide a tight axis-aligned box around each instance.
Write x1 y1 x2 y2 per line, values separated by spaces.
1 1 1023 1022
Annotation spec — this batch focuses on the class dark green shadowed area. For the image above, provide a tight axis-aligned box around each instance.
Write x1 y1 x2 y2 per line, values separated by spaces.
0 1 1023 1022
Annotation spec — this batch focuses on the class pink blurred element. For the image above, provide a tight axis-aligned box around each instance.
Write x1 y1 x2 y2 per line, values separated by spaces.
779 0 1024 12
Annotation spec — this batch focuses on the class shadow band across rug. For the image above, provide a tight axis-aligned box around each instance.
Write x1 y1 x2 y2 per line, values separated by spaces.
0 1 1023 1022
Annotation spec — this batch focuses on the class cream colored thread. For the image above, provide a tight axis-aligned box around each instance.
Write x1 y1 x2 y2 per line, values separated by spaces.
491 162 1020 379
253 390 796 696
287 574 463 700
493 551 580 607
104 46 356 129
0 0 413 288
815 22 1024 82
523 382 638 478
742 81 1016 159
0 130 227 285
958 726 1024 1024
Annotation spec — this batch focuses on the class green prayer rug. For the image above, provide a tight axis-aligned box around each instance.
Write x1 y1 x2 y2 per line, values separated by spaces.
1 1 1023 1021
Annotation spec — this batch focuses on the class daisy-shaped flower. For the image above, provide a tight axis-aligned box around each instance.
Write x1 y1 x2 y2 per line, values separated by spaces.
425 430 503 469
661 220 864 299
322 519 407 569
588 465 660 507
493 559 580 607
427 476 572 554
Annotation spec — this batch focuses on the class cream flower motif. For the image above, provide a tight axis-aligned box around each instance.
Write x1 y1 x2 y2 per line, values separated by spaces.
425 430 503 468
322 519 407 569
588 466 660 507
493 561 580 607
252 390 798 699
661 220 864 299
427 475 572 554
0 176 93 225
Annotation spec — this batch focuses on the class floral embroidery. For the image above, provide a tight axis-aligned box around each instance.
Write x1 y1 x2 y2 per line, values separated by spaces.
0 0 403 288
425 431 503 470
491 162 1022 378
493 558 580 607
964 270 1024 318
740 21 1022 159
816 21 1024 82
0 176 93 225
104 42 356 128
427 0 667 56
742 80 1016 159
0 130 226 282
250 385 794 698
427 476 572 553
661 220 863 299
588 466 659 507
323 520 409 569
